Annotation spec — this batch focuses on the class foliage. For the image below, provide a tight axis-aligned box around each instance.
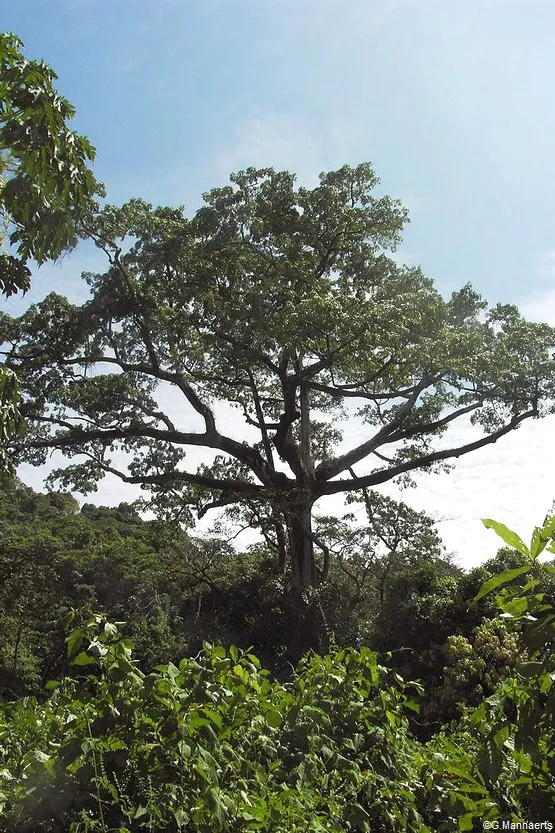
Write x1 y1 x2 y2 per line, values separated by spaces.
422 513 555 827
0 481 462 694
471 514 555 814
0 368 22 478
0 32 101 477
0 482 190 693
3 163 555 586
0 32 100 293
360 539 467 731
423 617 526 725
0 614 430 832
1 514 554 830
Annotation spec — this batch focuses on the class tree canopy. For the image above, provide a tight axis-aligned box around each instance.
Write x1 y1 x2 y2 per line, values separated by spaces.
3 163 555 588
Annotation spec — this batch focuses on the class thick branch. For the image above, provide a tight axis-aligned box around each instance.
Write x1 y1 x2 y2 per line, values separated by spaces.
307 378 428 400
18 418 276 487
197 493 243 519
87 459 270 498
308 530 330 582
272 373 305 477
297 354 314 476
57 354 218 435
20 422 212 450
315 373 431 480
386 400 482 444
247 367 276 470
316 409 536 496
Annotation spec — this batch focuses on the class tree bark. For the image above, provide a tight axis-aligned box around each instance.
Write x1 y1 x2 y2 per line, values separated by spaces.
286 502 316 589
275 517 288 572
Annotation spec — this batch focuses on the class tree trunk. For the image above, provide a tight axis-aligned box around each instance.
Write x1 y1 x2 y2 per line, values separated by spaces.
12 620 24 676
286 502 316 589
275 519 288 572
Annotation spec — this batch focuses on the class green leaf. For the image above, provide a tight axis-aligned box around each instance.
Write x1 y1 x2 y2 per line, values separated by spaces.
173 808 189 828
201 707 223 729
474 566 529 602
345 803 370 829
177 741 192 759
27 750 51 764
516 661 545 678
71 650 96 666
264 707 282 728
477 736 503 784
530 527 551 559
66 627 84 659
482 519 530 557
206 786 224 824
189 716 212 728
459 812 478 831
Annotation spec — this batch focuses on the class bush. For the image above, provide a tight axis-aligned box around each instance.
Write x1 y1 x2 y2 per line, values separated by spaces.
0 614 428 832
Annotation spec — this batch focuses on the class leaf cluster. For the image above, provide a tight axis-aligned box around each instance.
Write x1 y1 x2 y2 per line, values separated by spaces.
0 33 101 289
0 614 432 832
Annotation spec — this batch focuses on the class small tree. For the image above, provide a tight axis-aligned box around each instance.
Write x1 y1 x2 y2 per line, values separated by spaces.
0 32 99 294
0 32 100 472
3 164 555 588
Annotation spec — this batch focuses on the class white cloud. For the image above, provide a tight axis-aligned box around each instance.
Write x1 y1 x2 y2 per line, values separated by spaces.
518 286 555 326
391 414 555 568
312 401 555 570
197 107 378 195
536 250 555 283
201 109 323 187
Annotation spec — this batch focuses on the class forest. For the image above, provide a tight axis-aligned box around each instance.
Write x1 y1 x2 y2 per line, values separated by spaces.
1 31 555 832
0 481 554 830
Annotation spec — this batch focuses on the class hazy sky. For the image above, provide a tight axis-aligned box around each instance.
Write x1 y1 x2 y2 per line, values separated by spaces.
3 1 555 567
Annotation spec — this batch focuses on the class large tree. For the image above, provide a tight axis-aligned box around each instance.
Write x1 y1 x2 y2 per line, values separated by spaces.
2 164 555 588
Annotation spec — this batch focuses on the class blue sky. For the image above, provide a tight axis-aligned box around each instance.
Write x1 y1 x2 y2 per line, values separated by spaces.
3 1 555 566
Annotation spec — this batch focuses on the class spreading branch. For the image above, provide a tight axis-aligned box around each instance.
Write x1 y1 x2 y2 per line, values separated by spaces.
318 409 536 496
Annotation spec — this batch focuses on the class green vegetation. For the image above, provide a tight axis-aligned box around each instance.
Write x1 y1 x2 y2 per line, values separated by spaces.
0 32 99 295
0 33 100 476
0 483 554 829
1 32 554 827
0 480 460 695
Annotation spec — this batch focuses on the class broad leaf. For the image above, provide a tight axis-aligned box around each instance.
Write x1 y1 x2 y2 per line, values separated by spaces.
482 519 530 557
474 566 529 602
